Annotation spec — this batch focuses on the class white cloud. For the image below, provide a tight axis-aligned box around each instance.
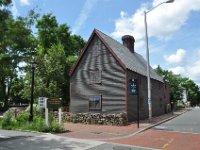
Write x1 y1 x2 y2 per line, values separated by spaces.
187 60 200 81
20 0 30 6
152 64 158 69
111 0 200 50
164 49 186 64
166 50 200 85
169 66 185 75
11 0 19 18
168 64 200 85
72 0 98 34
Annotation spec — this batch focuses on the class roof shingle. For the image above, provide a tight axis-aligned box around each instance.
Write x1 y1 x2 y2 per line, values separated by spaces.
95 29 163 82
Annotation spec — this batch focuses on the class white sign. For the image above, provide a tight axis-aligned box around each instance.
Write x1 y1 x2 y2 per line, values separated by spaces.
38 97 47 108
38 97 62 126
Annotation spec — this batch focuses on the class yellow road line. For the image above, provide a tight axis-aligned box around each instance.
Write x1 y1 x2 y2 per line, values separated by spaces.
162 138 174 149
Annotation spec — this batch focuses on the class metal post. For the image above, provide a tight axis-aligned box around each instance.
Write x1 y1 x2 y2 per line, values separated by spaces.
29 60 36 122
137 92 140 128
143 0 174 122
58 108 62 125
144 11 152 122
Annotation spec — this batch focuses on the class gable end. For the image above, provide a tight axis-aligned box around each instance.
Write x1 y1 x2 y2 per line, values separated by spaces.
69 29 126 77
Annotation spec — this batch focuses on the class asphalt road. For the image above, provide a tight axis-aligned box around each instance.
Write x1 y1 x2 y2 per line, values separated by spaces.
0 129 153 150
154 107 200 134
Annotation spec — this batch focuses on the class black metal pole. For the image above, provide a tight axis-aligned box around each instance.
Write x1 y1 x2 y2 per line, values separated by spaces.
137 96 140 128
137 80 140 128
29 65 35 122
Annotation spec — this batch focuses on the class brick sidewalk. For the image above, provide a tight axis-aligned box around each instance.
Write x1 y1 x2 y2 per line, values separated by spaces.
58 110 186 140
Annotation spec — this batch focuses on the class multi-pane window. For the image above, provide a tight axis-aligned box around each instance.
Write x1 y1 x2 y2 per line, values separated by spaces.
89 95 102 110
92 45 99 56
90 70 101 83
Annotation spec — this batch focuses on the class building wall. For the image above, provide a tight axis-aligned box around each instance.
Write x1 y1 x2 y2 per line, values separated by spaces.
126 70 169 121
70 35 126 114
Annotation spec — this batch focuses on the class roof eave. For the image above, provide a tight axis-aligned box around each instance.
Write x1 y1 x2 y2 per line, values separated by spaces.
69 29 96 77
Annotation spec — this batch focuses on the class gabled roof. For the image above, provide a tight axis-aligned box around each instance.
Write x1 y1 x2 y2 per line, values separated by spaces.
69 29 163 82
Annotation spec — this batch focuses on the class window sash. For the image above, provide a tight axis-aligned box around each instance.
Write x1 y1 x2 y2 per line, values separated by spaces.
89 95 102 110
92 45 99 56
90 70 101 83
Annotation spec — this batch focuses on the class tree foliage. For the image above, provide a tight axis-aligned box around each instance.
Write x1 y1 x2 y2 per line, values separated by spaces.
22 13 85 105
0 0 36 109
0 0 12 6
155 65 200 106
0 0 86 109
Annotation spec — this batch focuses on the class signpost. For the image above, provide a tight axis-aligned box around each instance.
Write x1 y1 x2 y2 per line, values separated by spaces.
47 98 62 109
129 79 138 95
38 97 62 126
47 98 62 125
129 79 140 128
38 97 47 109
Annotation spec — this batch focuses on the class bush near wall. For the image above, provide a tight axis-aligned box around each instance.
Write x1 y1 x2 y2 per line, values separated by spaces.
62 112 128 126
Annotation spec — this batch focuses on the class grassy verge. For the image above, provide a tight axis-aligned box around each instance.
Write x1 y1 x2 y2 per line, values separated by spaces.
0 110 65 133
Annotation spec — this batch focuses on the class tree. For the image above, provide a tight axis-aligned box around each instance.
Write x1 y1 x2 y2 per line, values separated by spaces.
9 77 27 105
0 0 12 6
155 65 200 106
0 0 36 109
0 7 86 110
28 13 86 106
36 43 66 98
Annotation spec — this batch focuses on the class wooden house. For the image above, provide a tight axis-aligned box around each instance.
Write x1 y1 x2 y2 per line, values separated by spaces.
69 29 170 121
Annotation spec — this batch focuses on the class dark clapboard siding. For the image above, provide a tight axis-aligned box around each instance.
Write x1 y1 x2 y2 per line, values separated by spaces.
126 70 148 121
70 35 126 113
127 70 168 121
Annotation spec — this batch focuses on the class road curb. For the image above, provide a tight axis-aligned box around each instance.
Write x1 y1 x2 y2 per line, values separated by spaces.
104 109 188 141
135 109 189 135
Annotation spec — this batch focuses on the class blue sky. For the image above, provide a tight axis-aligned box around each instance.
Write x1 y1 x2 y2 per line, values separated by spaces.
11 0 200 85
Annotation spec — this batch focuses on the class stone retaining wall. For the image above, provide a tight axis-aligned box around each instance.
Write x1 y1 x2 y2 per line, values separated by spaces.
62 112 128 126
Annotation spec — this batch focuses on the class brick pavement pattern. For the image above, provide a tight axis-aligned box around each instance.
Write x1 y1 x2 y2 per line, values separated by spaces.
58 110 200 150
59 112 176 140
109 129 200 150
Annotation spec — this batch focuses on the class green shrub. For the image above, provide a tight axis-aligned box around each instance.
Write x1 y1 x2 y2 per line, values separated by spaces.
45 122 65 133
72 118 78 123
1 111 15 129
0 110 65 133
16 112 29 126
48 113 55 126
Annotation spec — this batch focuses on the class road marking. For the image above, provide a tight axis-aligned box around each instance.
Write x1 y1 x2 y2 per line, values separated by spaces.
154 129 200 135
0 134 8 138
162 143 169 149
162 138 174 149
109 143 160 150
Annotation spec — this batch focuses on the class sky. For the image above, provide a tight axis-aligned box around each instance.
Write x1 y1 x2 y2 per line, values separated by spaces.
11 0 200 85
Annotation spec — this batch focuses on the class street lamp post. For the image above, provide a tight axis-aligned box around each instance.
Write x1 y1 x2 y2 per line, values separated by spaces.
144 0 174 122
29 58 36 122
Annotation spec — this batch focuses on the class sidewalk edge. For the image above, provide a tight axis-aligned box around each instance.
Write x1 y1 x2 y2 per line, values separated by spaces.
104 109 188 141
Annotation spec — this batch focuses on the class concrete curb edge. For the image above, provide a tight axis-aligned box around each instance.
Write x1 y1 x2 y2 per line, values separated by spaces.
135 109 189 135
104 109 189 141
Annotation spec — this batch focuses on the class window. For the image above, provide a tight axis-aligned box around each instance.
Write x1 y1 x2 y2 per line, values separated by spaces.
90 70 101 83
92 45 99 56
89 95 102 110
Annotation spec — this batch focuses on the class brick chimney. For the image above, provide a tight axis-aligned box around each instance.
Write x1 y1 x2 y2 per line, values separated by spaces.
122 35 135 53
